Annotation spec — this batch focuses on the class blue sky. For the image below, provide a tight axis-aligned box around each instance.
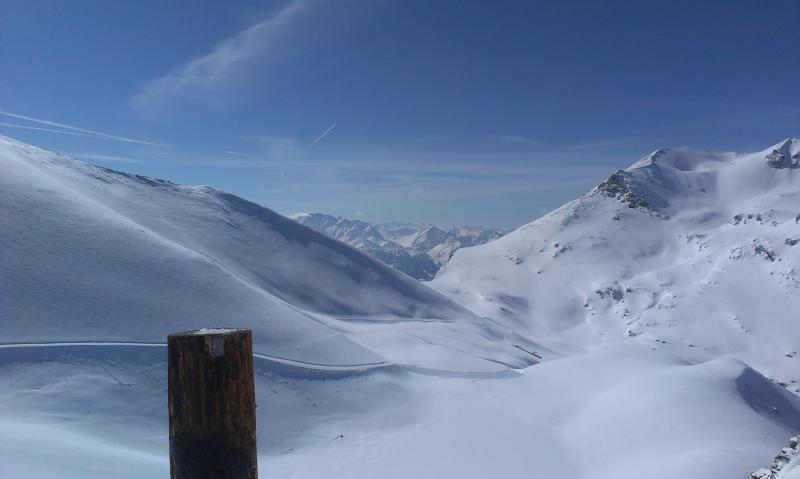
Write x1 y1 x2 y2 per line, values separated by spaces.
1 0 798 228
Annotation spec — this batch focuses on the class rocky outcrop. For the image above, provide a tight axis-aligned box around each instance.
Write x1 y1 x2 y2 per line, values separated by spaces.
765 139 800 169
766 148 800 170
594 170 652 209
749 436 800 478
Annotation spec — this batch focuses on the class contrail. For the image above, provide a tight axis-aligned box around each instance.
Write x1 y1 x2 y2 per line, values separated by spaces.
0 122 96 138
313 123 336 144
0 109 167 147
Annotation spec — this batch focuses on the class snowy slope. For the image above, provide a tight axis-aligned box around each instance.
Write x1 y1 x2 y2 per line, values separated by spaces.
0 135 531 370
2 135 799 479
2 343 797 479
434 139 800 382
291 213 505 280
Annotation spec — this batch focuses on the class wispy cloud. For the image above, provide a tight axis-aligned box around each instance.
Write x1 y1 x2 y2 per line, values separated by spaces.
132 1 308 109
0 122 96 138
205 143 619 202
492 134 544 147
0 110 166 146
251 135 304 159
68 153 143 164
313 123 336 143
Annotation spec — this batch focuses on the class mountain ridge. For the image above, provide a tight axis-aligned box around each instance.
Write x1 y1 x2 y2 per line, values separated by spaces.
0 134 532 371
290 212 506 280
434 138 800 383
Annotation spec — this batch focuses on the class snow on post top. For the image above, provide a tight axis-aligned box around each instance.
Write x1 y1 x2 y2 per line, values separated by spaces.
186 328 245 336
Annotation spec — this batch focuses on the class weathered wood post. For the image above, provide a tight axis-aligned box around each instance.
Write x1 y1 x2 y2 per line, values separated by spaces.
168 328 258 479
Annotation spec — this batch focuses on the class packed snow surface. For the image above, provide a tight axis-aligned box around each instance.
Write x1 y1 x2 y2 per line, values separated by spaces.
1 135 799 478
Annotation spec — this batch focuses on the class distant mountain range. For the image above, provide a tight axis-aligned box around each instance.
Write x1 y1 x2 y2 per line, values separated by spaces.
289 213 506 280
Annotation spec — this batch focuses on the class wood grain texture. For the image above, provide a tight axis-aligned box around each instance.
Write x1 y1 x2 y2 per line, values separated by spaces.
168 329 257 479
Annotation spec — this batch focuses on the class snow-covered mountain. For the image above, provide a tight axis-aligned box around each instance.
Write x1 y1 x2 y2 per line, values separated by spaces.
0 134 531 370
434 138 800 383
290 212 505 280
2 134 799 479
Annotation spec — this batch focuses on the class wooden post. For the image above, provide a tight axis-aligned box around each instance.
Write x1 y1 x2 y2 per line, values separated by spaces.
168 328 258 479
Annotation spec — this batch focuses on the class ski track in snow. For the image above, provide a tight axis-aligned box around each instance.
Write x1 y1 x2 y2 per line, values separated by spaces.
0 342 392 372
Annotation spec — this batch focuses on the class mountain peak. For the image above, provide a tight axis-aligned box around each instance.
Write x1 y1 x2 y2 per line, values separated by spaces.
765 137 800 169
775 137 799 149
625 148 671 171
